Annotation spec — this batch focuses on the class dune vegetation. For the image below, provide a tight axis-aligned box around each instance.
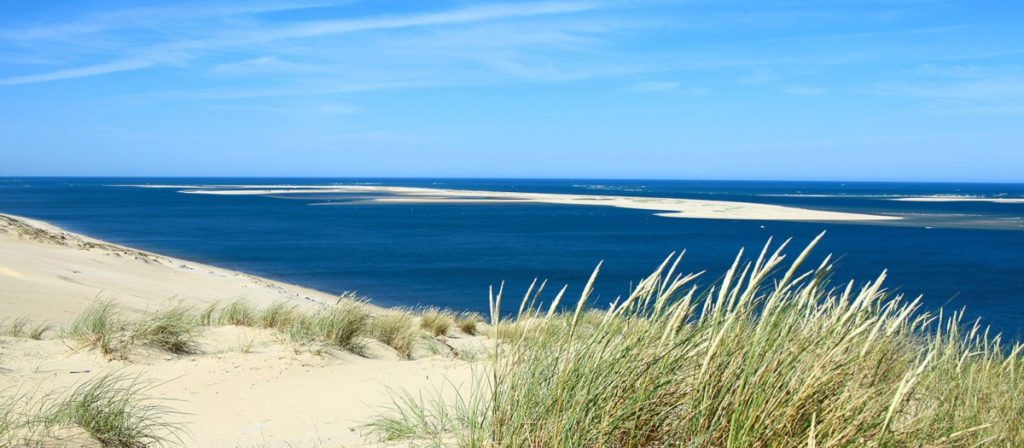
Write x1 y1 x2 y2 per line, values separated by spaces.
2 235 1021 447
0 373 181 447
369 235 1024 447
1 297 477 446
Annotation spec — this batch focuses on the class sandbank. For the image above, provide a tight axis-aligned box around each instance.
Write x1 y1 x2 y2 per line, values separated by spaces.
177 185 899 222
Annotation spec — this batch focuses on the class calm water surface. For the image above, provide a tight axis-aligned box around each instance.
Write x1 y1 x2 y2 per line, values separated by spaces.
1 178 1022 338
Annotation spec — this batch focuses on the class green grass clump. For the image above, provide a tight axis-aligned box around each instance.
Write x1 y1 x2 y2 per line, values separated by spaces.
1 373 180 447
454 312 484 335
367 311 421 358
370 235 1024 447
131 306 202 355
1 318 52 340
217 300 258 327
257 302 301 330
365 383 487 446
197 302 219 326
64 301 201 358
288 300 371 353
64 300 129 358
315 301 371 350
46 373 181 447
419 308 456 337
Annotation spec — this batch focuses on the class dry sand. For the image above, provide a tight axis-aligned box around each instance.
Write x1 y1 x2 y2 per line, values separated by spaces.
0 214 335 324
176 184 899 222
2 328 479 447
0 214 481 447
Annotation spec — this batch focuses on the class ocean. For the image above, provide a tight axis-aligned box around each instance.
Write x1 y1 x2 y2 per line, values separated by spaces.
2 177 1022 338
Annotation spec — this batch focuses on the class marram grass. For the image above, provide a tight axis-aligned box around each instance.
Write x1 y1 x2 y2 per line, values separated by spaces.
0 373 181 447
420 307 458 337
63 301 202 358
0 317 52 340
367 310 422 358
370 234 1024 447
59 296 445 359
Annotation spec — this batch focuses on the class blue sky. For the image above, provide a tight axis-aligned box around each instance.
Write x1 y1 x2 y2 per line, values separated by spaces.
0 1 1021 181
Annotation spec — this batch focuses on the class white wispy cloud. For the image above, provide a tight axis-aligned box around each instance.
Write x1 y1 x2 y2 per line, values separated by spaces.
150 80 438 100
0 2 336 41
888 77 1024 100
251 2 599 41
873 75 1024 114
211 56 320 75
0 1 602 87
0 58 156 86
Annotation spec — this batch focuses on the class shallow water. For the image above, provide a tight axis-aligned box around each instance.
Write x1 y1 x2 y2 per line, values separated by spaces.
2 177 1022 338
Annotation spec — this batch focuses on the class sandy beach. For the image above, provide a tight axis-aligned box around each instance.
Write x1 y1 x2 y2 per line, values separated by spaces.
173 184 900 222
0 214 481 447
891 196 1024 204
0 214 334 324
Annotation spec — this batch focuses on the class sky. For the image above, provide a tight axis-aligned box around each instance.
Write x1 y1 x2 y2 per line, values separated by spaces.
0 1 1021 182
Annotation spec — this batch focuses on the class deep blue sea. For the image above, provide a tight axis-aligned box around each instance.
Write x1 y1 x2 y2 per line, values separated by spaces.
2 178 1023 338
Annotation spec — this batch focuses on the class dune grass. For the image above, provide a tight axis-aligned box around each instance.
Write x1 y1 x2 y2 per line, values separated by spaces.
420 308 457 337
197 302 219 326
59 296 462 360
64 300 131 358
366 310 421 358
0 373 180 447
365 383 488 447
46 373 181 447
217 300 258 327
369 235 1024 447
132 305 202 355
285 299 372 353
63 301 201 358
455 312 484 335
0 317 52 340
256 302 302 330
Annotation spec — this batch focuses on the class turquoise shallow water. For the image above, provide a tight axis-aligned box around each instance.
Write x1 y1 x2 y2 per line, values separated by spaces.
2 178 1022 338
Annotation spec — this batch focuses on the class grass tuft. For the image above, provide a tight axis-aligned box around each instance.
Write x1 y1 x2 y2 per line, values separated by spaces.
1 373 180 447
371 236 1024 447
314 300 371 351
366 311 421 358
217 300 258 327
46 373 181 447
287 300 371 353
1 318 52 340
419 308 456 337
132 306 202 355
64 301 201 358
64 300 129 358
257 302 301 331
197 302 219 326
455 312 484 335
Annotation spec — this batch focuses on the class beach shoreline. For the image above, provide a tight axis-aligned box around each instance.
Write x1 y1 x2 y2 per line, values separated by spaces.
0 213 481 447
891 196 1024 204
0 213 338 324
163 184 901 222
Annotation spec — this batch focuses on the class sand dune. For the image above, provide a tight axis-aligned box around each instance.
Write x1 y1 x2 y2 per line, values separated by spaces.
0 214 335 324
0 214 480 447
2 327 477 447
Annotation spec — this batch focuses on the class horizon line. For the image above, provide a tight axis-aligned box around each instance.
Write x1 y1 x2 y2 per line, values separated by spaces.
2 175 1023 185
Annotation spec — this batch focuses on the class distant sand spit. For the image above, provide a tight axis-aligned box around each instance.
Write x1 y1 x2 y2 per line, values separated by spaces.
174 184 900 222
891 196 1024 204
